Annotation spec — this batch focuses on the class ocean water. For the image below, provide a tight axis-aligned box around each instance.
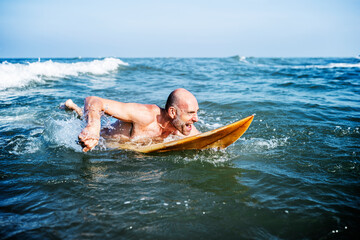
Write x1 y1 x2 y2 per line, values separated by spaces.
0 56 359 239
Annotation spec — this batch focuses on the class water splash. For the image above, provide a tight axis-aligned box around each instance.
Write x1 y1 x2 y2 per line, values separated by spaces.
239 137 289 152
44 117 84 152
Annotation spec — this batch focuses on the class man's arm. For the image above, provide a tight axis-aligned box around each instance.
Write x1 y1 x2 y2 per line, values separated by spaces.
78 96 154 152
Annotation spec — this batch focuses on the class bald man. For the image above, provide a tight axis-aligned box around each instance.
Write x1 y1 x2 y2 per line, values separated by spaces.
64 88 200 152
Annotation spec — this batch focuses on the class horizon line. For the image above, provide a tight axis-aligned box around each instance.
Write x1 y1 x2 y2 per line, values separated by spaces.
1 55 359 59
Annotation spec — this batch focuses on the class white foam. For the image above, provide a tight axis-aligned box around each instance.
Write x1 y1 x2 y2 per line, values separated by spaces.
253 138 288 149
203 122 222 129
197 117 222 130
9 136 42 155
238 56 248 63
324 62 360 68
292 62 360 69
240 137 289 152
0 58 128 90
163 134 183 143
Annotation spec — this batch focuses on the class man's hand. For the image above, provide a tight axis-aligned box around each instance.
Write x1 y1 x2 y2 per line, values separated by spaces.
78 126 100 152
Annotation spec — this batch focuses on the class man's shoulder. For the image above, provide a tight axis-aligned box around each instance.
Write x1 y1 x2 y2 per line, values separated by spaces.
132 104 161 126
144 104 161 113
130 103 160 113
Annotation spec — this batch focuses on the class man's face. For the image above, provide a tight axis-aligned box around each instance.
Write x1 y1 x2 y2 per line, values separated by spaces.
171 103 199 136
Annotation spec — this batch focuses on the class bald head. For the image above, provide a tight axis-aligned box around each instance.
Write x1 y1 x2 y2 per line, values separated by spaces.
165 88 197 111
165 88 199 135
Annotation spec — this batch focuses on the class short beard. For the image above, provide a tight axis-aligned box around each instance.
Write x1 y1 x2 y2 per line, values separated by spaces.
172 115 187 135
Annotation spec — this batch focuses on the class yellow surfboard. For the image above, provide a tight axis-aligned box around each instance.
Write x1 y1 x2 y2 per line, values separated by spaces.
107 115 254 153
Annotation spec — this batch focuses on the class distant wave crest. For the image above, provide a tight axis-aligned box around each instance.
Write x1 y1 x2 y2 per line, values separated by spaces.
230 55 249 63
293 62 360 69
0 58 128 90
318 62 360 68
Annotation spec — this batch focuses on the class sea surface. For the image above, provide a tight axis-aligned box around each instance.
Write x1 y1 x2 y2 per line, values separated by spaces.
0 56 359 239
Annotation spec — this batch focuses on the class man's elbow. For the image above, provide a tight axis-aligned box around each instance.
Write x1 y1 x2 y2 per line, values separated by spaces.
84 96 96 102
85 96 102 104
84 96 102 109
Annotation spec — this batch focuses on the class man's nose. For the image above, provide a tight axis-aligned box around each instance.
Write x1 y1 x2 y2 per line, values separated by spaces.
192 113 198 122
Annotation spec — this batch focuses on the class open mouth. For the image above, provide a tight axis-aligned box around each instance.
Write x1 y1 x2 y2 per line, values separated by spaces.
185 123 192 131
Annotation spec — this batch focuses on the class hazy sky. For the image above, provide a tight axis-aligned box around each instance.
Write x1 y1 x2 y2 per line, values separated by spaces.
1 0 359 58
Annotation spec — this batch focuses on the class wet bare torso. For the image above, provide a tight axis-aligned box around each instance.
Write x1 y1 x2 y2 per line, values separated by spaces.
100 120 179 144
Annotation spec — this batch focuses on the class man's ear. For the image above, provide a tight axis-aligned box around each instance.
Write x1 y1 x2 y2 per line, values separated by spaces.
168 107 177 119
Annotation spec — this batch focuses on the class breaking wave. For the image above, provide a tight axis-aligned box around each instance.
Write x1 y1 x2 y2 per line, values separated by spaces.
0 57 128 90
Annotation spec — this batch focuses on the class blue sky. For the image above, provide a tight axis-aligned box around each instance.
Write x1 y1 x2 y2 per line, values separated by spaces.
0 0 359 58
